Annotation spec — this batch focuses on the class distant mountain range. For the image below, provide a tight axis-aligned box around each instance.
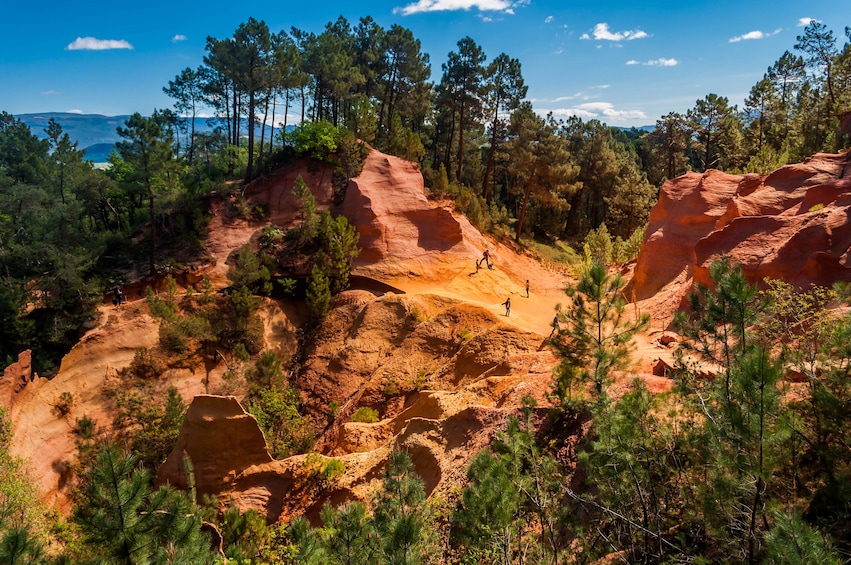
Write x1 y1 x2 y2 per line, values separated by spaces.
15 112 285 163
15 112 651 164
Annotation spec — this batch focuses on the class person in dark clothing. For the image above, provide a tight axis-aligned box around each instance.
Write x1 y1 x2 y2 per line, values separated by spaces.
549 314 559 337
482 249 491 269
113 287 123 308
525 280 530 298
502 297 511 317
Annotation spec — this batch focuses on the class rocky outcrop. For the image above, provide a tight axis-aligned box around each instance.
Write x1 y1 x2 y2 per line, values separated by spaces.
158 396 272 499
632 151 851 318
0 350 35 408
340 150 487 282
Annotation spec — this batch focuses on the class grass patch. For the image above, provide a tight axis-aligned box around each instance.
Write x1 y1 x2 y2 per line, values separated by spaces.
522 237 581 266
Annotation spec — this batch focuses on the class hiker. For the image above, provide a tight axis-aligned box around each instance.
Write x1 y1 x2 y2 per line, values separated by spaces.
549 314 559 337
482 249 491 269
525 280 530 298
502 297 511 317
113 286 123 308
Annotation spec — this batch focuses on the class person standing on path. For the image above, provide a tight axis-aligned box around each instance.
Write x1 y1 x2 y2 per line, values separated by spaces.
502 297 511 317
482 249 491 269
525 280 530 298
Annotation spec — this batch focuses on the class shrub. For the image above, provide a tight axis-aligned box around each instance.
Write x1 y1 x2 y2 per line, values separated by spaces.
126 348 165 380
286 120 347 162
321 459 346 486
351 407 379 423
611 224 646 264
582 223 614 267
75 415 95 439
53 391 74 417
247 388 314 459
306 264 331 321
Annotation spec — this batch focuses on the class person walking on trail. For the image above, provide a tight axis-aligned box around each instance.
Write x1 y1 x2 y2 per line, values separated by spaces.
502 297 511 317
549 314 559 337
482 249 492 269
525 280 530 298
113 286 123 308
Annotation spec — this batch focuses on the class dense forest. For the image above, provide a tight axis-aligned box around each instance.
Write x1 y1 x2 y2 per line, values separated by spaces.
1 13 851 564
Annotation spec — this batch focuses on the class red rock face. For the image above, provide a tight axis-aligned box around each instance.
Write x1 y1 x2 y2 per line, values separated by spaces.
632 151 851 311
0 350 34 409
338 150 481 280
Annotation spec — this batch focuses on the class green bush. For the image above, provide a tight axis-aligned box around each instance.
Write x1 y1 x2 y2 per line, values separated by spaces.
286 120 347 162
351 407 379 423
611 225 646 264
321 459 346 485
582 223 614 267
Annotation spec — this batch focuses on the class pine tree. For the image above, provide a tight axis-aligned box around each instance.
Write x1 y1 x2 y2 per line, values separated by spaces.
73 445 215 564
372 451 430 565
320 501 379 565
550 262 649 407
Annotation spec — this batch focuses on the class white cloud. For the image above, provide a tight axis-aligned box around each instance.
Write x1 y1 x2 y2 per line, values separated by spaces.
172 34 187 42
581 22 648 42
626 58 678 66
66 37 134 50
646 58 678 66
67 109 84 114
394 0 522 15
798 17 818 27
40 89 63 95
545 15 554 23
545 102 648 122
729 28 781 42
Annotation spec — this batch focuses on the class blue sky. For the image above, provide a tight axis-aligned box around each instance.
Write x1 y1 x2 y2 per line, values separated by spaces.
2 0 849 127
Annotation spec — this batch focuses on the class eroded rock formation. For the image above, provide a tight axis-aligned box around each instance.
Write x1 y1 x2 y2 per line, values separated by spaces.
632 151 851 319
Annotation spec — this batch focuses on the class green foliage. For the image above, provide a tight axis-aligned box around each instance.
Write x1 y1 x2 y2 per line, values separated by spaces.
763 511 842 565
317 211 361 293
577 379 685 562
53 391 74 418
246 387 314 459
112 386 186 473
72 445 216 564
611 224 646 264
452 412 563 563
306 263 331 321
321 501 380 564
289 451 432 564
0 408 50 563
321 459 346 486
292 176 319 245
581 223 614 267
551 262 649 407
125 348 166 380
286 120 348 162
372 450 432 564
221 505 268 562
350 407 379 424
675 258 790 562
277 277 297 296
228 245 273 296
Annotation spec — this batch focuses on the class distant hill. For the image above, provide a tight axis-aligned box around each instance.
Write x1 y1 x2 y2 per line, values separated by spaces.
16 112 287 164
18 112 130 153
83 143 117 163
